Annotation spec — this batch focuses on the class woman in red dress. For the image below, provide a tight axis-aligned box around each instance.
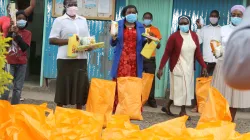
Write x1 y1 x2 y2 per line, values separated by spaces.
110 5 146 113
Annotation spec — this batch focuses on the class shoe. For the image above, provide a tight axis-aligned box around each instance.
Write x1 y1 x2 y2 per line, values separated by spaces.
161 107 175 116
20 97 24 101
148 101 157 108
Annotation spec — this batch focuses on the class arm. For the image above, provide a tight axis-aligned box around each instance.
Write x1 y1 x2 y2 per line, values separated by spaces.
194 35 207 69
15 33 30 52
159 35 175 70
24 0 36 16
196 28 204 45
49 18 68 46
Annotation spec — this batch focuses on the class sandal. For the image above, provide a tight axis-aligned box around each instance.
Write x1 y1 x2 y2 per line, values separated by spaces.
190 106 198 113
161 107 175 116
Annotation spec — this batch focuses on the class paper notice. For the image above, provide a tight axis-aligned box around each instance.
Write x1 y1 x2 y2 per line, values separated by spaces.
98 0 109 13
85 0 96 8
77 0 83 8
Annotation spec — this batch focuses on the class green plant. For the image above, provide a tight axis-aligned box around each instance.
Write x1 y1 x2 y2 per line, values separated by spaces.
0 33 13 95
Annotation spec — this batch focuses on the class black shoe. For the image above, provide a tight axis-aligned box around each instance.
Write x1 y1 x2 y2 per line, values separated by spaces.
148 101 157 108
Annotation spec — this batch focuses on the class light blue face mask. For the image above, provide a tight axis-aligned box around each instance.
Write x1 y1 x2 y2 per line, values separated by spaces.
179 25 190 33
17 19 27 28
143 19 152 26
231 17 242 26
126 14 137 23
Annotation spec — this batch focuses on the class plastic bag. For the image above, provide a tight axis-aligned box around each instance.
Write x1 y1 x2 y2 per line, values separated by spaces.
110 21 118 36
142 73 154 106
198 87 232 125
86 78 116 126
196 76 212 113
115 77 143 120
50 107 103 140
67 34 79 58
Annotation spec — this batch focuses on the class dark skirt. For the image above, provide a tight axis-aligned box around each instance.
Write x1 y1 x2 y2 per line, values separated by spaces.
55 59 89 106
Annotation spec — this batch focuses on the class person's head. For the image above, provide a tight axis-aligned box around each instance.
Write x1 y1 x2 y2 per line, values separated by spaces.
121 5 138 23
63 0 78 17
143 12 153 26
230 5 245 26
16 10 28 29
209 10 220 25
178 15 191 33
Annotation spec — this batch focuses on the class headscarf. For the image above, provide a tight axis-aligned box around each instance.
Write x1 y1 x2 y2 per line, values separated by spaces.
177 15 192 30
231 5 246 13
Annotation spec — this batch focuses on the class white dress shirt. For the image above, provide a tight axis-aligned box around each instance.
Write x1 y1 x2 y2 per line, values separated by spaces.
196 24 221 63
49 14 90 59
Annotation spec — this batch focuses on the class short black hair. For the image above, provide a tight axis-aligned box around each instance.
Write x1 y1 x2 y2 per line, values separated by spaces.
143 12 153 20
177 16 192 31
121 5 138 17
210 10 220 17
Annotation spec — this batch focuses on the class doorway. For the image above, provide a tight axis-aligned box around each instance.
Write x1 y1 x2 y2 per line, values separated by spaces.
17 0 44 85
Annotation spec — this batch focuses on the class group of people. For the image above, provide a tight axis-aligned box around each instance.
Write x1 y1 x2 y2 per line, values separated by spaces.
1 0 250 122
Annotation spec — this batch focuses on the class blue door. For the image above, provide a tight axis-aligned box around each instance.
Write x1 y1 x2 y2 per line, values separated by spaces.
168 0 244 89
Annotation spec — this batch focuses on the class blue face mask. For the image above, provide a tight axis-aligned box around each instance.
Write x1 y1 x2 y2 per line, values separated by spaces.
179 25 189 33
143 19 152 26
126 14 137 23
231 17 242 26
17 19 27 28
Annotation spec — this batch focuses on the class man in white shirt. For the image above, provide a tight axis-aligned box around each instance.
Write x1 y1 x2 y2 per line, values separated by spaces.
196 10 221 75
192 10 221 113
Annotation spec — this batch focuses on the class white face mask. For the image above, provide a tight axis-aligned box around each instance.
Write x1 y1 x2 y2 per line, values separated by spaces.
66 6 78 16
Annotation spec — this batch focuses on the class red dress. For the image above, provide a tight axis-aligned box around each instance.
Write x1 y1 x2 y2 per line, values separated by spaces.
113 27 137 113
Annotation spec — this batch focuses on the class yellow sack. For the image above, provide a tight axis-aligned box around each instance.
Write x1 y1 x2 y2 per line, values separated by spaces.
141 116 188 138
198 87 232 125
116 77 143 120
142 73 154 106
86 78 116 126
196 76 212 113
102 115 140 140
50 107 103 140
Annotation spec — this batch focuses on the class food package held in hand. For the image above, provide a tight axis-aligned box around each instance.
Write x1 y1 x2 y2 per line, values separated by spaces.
142 33 160 42
110 21 118 36
145 28 151 35
9 2 17 26
200 17 205 27
67 34 79 58
210 40 222 58
77 36 105 51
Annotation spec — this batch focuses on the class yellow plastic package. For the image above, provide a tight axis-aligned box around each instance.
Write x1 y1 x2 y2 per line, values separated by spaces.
86 78 116 126
78 36 105 51
67 34 79 58
50 107 103 140
142 73 154 106
141 41 158 59
196 76 212 113
198 87 232 125
115 77 143 120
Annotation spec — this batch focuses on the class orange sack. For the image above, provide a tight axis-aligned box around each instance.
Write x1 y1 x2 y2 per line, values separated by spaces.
86 78 116 126
115 77 143 120
196 76 212 113
142 73 154 106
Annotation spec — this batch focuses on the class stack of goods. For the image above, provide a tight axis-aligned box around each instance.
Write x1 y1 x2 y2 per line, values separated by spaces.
77 36 104 51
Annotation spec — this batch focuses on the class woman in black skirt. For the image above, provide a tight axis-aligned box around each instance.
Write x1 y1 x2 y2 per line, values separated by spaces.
49 0 91 109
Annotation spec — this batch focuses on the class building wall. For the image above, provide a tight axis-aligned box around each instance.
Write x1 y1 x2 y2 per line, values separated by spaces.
42 0 126 82
0 0 7 16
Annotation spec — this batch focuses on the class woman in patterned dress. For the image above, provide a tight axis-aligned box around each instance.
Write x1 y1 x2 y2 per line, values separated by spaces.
110 5 146 113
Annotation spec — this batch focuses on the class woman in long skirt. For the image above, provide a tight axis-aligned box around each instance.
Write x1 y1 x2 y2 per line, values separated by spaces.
212 5 250 121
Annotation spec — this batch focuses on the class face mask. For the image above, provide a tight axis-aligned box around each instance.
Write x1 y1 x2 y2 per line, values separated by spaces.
143 19 152 26
209 17 218 25
179 25 189 33
231 17 242 26
66 6 78 16
16 20 27 28
126 14 137 23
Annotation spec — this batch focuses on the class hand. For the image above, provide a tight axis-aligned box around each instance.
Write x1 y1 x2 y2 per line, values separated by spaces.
84 46 94 52
156 42 161 49
10 20 14 26
196 19 202 29
157 69 163 80
201 68 209 77
148 32 155 37
10 26 19 33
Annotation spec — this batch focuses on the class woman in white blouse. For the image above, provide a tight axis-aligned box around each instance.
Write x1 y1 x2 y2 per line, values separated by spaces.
49 0 91 109
212 5 250 121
